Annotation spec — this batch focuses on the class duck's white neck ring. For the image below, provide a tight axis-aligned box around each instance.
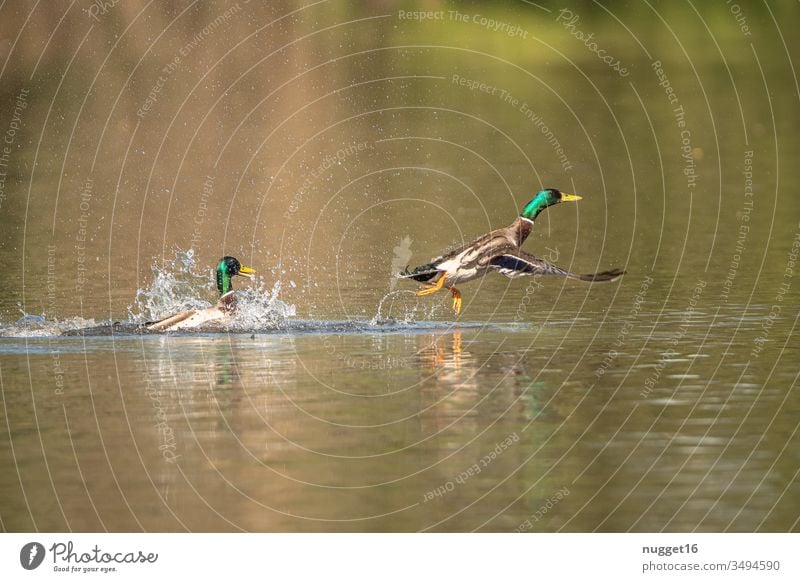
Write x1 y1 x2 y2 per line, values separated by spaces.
519 216 535 224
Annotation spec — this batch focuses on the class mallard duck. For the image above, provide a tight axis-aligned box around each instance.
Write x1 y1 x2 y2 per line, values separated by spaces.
399 188 625 314
146 256 255 331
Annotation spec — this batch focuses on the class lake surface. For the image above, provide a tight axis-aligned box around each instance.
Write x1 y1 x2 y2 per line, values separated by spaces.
1 1 798 532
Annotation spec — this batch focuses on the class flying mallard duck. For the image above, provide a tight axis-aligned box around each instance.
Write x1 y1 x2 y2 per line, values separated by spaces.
399 188 625 314
146 256 255 331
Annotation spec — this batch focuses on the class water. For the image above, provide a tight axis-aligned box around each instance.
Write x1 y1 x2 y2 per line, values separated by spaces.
1 2 799 532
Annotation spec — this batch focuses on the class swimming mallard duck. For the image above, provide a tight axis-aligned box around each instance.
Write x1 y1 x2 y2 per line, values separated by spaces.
399 188 625 314
146 256 255 331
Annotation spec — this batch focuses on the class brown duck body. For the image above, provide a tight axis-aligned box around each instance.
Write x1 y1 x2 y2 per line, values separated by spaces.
423 217 534 286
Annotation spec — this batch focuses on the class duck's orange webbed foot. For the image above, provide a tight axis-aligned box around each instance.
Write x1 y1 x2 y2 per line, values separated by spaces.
416 274 446 297
450 287 462 315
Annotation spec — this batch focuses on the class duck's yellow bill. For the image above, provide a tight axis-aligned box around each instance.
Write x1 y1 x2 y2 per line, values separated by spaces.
238 266 256 278
561 193 583 202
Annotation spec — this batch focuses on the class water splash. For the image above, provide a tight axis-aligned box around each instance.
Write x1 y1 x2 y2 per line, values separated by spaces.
371 290 413 325
223 281 296 331
128 249 296 330
0 312 98 337
370 289 443 325
128 249 213 322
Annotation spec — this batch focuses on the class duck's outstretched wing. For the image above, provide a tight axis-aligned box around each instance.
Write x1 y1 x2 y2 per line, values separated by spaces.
489 250 625 281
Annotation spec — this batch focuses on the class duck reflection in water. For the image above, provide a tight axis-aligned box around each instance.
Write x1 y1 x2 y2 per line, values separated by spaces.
418 330 464 370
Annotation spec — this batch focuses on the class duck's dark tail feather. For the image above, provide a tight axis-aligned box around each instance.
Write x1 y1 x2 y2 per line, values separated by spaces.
398 262 441 282
567 268 626 282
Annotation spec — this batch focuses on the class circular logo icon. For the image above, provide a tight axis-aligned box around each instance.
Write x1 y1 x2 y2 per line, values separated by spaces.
20 542 45 570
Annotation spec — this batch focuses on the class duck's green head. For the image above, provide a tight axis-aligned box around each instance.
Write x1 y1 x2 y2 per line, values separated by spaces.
521 188 582 220
215 256 255 295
